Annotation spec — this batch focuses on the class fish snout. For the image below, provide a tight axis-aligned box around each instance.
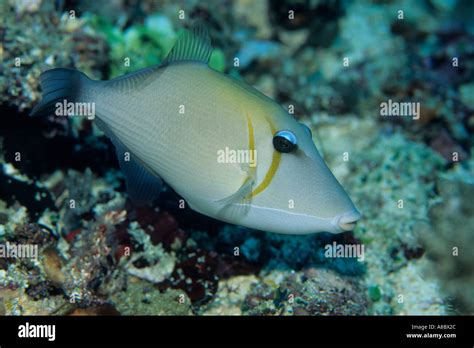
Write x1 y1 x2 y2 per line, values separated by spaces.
332 209 361 232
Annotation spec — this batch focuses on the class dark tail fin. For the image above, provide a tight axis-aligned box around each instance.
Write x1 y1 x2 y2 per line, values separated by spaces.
30 68 90 116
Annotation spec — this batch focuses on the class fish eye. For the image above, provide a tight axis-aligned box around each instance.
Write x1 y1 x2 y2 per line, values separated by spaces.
302 123 312 138
273 130 297 153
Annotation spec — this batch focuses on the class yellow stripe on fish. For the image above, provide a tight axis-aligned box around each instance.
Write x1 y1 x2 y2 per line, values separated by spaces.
248 113 281 198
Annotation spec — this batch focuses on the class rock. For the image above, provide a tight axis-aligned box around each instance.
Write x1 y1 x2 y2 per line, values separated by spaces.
42 247 66 286
233 0 272 39
110 277 192 315
242 268 369 315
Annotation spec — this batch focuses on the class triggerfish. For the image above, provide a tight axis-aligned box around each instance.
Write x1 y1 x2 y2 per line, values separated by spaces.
32 23 361 234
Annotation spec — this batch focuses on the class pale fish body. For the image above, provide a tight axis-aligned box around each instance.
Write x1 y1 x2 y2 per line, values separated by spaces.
32 23 361 234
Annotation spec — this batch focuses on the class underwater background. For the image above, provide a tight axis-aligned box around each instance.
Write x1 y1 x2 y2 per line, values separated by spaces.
0 0 473 315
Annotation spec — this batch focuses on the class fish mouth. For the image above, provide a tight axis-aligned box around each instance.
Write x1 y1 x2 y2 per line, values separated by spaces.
333 209 362 232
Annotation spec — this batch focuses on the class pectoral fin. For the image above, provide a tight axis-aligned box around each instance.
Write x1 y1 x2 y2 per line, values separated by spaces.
216 174 255 206
214 166 255 219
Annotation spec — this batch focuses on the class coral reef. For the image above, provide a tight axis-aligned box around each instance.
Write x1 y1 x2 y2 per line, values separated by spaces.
110 278 191 315
302 114 449 315
420 162 474 314
1 1 108 111
242 268 369 316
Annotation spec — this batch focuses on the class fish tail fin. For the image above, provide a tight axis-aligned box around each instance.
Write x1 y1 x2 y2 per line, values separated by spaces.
30 68 93 116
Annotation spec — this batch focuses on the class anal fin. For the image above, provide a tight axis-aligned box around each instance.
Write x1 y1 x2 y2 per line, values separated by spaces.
116 146 163 206
95 119 162 206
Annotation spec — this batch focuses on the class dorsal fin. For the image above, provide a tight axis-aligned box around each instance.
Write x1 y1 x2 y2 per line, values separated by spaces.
164 22 213 65
105 65 162 93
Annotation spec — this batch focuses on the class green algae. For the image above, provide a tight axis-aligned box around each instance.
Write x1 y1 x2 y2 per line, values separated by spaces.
368 285 382 302
86 13 226 78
